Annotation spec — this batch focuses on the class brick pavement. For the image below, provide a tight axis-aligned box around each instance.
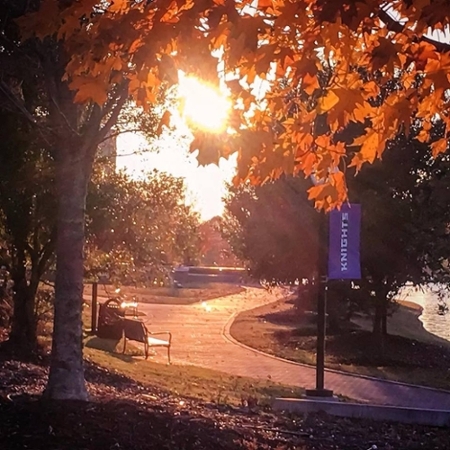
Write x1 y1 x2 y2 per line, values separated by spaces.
139 286 450 410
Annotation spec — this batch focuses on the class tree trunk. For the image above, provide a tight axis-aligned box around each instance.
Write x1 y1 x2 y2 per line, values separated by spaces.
372 306 385 356
372 288 387 357
372 299 382 336
45 153 89 400
9 247 37 354
7 240 55 355
381 299 388 336
9 289 37 353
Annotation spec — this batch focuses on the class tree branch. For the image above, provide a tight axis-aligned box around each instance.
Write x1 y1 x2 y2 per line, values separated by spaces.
37 228 56 277
81 82 130 161
0 81 37 123
378 8 450 53
98 84 130 145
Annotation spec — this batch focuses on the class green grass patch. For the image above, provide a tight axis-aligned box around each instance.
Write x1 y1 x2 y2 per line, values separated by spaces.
83 335 304 406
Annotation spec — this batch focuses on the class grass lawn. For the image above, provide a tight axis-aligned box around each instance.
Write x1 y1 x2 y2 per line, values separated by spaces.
83 335 304 407
230 296 450 390
83 282 245 306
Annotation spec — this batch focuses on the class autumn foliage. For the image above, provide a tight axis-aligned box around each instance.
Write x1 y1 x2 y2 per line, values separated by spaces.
19 0 450 210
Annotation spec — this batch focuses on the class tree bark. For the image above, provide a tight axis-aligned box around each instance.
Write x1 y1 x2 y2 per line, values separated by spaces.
7 236 55 355
372 299 382 336
372 300 385 356
381 298 388 336
9 290 37 352
372 284 388 357
44 152 89 400
9 247 37 354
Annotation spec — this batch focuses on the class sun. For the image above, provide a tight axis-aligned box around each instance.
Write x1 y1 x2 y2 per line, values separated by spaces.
117 74 236 222
178 73 231 132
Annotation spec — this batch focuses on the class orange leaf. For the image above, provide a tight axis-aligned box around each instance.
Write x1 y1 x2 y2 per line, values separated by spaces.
351 130 385 165
302 73 319 95
362 81 380 99
109 0 128 13
431 138 448 157
314 135 331 149
156 111 172 136
416 129 430 143
298 152 317 177
307 183 339 210
329 171 347 203
317 90 339 113
70 77 108 105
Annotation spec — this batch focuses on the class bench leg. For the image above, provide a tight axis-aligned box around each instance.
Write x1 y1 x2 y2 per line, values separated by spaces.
123 337 127 354
144 342 149 360
167 345 171 365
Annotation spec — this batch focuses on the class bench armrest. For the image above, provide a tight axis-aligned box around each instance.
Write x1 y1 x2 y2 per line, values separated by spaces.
147 330 172 344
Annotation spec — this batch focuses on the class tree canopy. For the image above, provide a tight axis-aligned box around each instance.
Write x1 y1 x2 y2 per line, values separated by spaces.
223 176 319 282
86 169 201 284
18 0 450 208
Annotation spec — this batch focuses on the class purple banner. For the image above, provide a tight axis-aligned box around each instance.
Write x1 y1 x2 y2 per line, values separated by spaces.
328 203 361 280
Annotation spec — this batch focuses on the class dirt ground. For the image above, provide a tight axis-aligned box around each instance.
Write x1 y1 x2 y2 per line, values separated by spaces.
1 357 450 450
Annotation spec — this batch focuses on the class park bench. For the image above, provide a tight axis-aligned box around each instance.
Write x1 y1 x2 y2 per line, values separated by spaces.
122 318 172 363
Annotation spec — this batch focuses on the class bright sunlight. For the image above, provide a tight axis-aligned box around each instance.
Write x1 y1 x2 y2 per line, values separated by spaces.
178 73 231 132
117 75 235 221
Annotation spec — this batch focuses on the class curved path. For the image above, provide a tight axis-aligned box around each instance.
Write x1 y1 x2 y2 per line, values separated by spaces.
138 286 450 410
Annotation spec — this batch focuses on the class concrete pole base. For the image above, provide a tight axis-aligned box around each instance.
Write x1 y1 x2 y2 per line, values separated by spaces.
305 388 334 398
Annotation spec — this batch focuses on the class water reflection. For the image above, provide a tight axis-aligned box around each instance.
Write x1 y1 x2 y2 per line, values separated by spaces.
398 285 450 341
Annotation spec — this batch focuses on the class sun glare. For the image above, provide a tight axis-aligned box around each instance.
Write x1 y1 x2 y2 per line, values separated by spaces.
116 74 236 222
117 133 237 222
178 74 231 132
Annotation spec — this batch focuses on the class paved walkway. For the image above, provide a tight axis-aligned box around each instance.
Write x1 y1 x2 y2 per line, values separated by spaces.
138 286 450 410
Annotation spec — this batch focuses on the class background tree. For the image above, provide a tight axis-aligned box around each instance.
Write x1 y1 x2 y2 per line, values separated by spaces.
198 217 242 267
0 109 56 354
0 150 200 353
223 177 319 283
223 176 335 322
86 169 201 285
347 130 450 344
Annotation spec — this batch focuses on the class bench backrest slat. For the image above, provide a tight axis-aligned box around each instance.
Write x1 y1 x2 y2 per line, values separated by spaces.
123 318 147 343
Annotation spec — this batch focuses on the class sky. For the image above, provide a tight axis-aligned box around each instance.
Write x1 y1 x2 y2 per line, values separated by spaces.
116 131 237 222
116 73 242 222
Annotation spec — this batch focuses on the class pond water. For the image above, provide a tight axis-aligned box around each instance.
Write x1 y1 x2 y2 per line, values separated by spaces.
398 285 450 342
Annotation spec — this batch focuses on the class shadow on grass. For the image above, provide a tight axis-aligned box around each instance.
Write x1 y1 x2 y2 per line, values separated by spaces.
259 309 299 327
261 306 450 369
85 336 120 352
84 336 143 363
